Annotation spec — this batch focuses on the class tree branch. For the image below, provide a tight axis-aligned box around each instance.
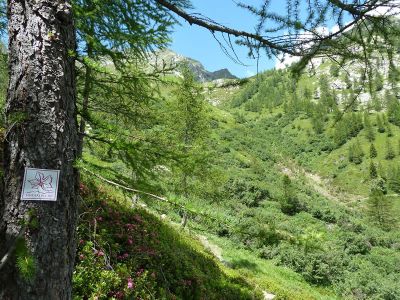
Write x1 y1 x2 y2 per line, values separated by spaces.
155 0 300 56
155 0 399 64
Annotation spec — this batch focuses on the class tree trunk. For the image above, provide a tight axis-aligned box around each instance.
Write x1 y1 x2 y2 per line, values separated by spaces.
0 1 78 299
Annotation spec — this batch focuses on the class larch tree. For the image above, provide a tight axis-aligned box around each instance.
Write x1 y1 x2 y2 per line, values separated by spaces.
72 0 185 156
71 0 188 191
167 66 210 227
0 1 186 298
0 1 78 299
368 178 396 230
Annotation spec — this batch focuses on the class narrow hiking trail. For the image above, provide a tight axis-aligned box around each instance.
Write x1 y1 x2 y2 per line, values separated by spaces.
198 235 276 300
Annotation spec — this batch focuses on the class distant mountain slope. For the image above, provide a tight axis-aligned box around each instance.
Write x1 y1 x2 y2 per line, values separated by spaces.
148 49 238 82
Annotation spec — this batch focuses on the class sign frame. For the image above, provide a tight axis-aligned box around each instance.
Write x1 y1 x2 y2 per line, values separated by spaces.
21 167 60 201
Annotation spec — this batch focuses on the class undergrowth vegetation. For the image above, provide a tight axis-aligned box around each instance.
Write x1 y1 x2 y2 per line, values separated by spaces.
73 177 261 300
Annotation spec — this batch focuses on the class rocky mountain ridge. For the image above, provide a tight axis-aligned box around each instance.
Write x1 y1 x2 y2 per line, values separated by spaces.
148 49 238 82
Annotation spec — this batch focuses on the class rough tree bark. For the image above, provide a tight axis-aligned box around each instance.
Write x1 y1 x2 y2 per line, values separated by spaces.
0 1 78 299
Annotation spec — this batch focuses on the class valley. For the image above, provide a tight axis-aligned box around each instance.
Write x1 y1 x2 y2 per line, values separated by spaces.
72 52 400 299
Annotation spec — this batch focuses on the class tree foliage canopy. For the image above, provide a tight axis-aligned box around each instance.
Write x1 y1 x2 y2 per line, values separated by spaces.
74 0 190 63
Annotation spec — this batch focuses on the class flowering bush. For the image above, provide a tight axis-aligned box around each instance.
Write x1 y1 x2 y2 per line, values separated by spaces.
72 179 259 299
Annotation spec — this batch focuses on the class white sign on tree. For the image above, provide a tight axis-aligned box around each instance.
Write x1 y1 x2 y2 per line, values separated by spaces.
21 167 60 201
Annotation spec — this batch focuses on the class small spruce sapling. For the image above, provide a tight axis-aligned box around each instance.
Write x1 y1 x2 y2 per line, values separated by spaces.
385 139 396 160
387 125 393 137
369 161 378 179
349 140 364 164
377 115 385 133
370 143 378 158
364 112 375 142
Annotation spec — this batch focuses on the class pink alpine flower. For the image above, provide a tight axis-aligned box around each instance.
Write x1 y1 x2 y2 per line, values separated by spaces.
127 278 134 289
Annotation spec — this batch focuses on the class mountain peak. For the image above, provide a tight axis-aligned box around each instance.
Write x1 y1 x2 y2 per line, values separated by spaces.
148 49 238 82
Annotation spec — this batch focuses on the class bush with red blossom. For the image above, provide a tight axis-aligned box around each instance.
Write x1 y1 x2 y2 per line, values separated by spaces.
72 179 261 299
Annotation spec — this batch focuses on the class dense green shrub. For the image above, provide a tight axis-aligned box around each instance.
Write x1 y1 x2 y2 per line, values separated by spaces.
335 257 400 300
343 233 372 255
225 178 270 208
277 245 348 285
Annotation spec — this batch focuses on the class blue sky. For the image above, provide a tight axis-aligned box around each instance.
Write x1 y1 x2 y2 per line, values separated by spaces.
169 0 355 78
170 0 281 78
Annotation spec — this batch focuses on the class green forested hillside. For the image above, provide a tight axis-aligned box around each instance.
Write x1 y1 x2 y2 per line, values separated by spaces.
76 59 400 299
1 37 400 299
193 63 400 299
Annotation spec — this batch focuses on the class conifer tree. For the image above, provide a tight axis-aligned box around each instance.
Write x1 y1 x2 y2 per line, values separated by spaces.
370 143 378 159
372 95 382 112
281 175 302 215
0 0 399 297
329 64 340 77
388 66 400 87
345 90 359 112
368 178 395 230
364 112 375 142
369 161 378 179
0 1 78 297
311 111 324 134
385 139 396 160
170 66 210 158
0 1 186 296
377 115 385 133
348 144 355 163
73 0 185 155
157 0 400 76
349 140 364 165
383 114 389 127
374 70 384 92
319 75 336 113
388 165 400 193
386 91 400 126
378 161 387 180
387 125 393 137
168 66 211 226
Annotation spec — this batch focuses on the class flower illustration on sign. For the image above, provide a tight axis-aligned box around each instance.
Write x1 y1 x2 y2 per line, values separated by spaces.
28 171 53 194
